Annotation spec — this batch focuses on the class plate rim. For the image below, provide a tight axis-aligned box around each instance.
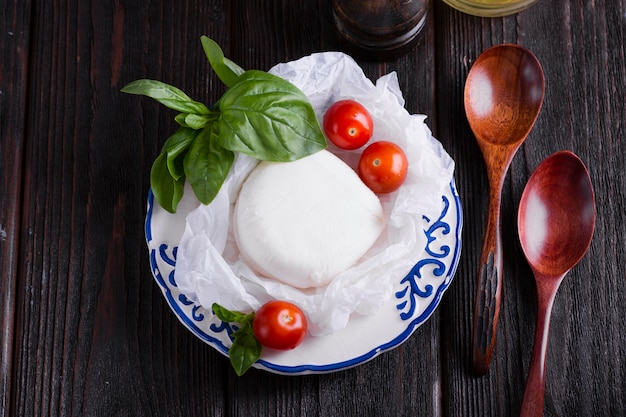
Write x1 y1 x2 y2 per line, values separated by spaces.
145 180 462 374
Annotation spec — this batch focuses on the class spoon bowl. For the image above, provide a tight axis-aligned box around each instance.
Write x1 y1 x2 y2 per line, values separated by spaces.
517 151 596 417
465 44 545 375
518 151 596 275
465 45 545 148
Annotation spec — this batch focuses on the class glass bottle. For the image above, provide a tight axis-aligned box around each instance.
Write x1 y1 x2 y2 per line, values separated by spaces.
332 0 430 59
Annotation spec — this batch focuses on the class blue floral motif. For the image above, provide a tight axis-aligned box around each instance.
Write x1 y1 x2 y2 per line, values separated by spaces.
178 294 206 321
395 196 451 321
159 244 177 266
210 320 237 339
155 241 228 334
158 244 178 286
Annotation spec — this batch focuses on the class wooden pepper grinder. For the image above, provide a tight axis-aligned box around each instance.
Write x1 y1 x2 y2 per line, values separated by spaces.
332 0 429 59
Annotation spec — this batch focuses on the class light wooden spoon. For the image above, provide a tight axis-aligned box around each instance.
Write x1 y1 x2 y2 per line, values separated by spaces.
464 44 545 375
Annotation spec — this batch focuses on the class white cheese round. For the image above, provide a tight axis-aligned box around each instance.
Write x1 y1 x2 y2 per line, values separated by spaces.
234 150 385 289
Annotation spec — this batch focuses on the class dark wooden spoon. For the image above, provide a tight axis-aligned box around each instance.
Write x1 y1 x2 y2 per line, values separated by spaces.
517 151 596 417
464 44 545 375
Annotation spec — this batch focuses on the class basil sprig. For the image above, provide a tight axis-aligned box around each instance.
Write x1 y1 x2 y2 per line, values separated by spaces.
122 36 327 213
212 303 261 376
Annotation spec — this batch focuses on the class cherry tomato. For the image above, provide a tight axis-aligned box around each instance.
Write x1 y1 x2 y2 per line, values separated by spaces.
252 300 308 350
358 141 409 194
323 100 373 150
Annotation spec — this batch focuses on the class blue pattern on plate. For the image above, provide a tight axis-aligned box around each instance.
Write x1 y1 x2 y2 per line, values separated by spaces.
395 195 451 320
146 181 462 374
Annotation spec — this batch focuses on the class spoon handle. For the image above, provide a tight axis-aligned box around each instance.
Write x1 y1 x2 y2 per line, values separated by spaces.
519 278 561 417
472 180 503 376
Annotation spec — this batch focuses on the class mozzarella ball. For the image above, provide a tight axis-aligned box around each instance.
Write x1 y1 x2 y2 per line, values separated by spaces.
234 150 385 288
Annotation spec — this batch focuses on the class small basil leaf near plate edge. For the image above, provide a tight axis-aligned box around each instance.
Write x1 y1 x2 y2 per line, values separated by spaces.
218 70 327 161
229 325 263 376
212 302 252 323
150 152 185 214
183 124 234 205
212 303 261 376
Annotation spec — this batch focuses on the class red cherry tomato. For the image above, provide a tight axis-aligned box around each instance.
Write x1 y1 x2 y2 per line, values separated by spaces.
323 100 373 150
358 141 409 194
252 300 308 350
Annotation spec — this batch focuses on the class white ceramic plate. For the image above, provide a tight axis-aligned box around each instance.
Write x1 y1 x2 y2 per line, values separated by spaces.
145 180 462 375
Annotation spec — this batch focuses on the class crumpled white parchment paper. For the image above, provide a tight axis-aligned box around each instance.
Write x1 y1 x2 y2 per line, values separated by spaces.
173 52 455 336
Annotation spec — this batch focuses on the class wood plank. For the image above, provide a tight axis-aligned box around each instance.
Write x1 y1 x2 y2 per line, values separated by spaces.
0 1 32 416
12 0 232 415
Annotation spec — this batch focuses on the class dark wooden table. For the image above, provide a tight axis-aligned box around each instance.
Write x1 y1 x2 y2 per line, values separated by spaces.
2 1 625 416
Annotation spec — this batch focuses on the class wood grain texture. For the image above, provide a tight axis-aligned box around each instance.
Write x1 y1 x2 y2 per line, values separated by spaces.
437 1 626 416
0 1 32 416
3 0 626 416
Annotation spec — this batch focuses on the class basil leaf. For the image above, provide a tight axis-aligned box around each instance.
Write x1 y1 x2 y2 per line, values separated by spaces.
162 127 198 180
212 303 252 324
184 113 214 130
218 70 327 161
150 152 185 213
211 303 261 375
122 80 210 114
229 326 262 376
224 57 246 81
158 98 210 115
184 126 234 205
128 38 328 214
201 36 244 87
122 79 192 101
174 113 190 127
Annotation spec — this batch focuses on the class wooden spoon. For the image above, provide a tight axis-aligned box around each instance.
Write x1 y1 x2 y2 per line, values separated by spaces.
464 44 545 375
517 151 596 417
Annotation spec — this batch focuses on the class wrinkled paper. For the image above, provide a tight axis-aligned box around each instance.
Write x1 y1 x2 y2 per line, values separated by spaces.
174 52 455 336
